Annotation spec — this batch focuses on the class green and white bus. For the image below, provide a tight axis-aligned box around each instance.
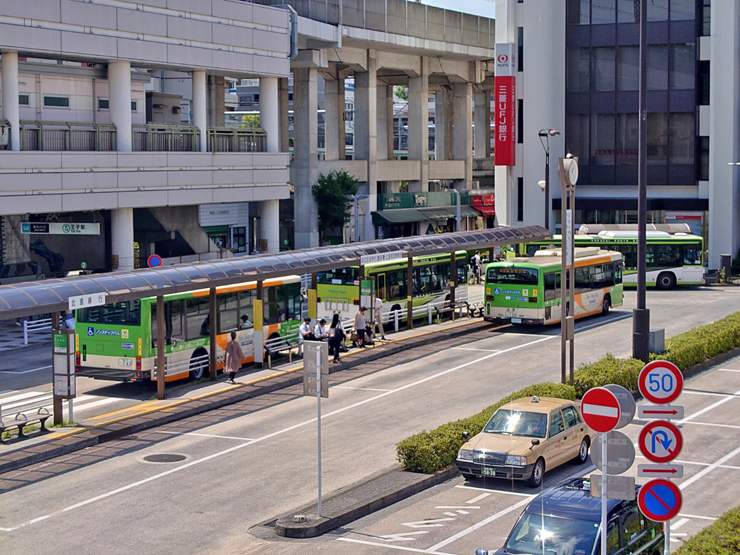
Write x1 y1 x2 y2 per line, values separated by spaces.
316 251 468 323
484 247 624 325
74 276 303 383
525 228 704 289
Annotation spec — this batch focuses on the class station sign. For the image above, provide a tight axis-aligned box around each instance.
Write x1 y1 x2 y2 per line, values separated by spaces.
360 252 403 265
21 222 100 235
581 387 621 433
69 292 107 311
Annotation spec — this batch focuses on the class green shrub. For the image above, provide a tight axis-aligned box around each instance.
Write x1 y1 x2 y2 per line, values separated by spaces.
675 506 740 555
572 353 644 397
662 312 740 370
396 383 575 473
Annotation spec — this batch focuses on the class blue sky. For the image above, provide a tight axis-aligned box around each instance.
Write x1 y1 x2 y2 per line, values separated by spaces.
422 0 495 19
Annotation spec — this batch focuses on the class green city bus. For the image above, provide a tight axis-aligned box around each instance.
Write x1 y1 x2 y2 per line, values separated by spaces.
316 251 469 323
525 228 704 289
74 276 303 383
484 247 624 325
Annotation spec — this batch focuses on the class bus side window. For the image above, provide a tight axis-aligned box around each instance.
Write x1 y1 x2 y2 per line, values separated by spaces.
544 272 558 301
376 274 387 300
218 292 239 333
186 297 209 339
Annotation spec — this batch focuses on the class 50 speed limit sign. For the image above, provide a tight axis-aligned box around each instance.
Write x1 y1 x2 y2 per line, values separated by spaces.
638 360 683 404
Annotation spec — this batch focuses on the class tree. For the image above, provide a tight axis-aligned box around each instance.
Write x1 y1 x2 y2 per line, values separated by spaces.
394 86 408 101
311 170 360 240
240 114 260 127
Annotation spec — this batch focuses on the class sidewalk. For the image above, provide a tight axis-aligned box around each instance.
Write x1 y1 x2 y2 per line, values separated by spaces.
0 315 490 480
0 320 50 352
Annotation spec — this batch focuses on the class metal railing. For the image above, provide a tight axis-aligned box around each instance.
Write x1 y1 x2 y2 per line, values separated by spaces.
208 127 267 152
20 120 116 151
23 317 52 345
133 123 199 152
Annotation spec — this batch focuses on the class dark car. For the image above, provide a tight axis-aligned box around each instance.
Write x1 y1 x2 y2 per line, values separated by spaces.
475 477 664 555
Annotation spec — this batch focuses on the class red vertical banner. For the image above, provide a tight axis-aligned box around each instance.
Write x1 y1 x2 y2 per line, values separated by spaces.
494 43 516 167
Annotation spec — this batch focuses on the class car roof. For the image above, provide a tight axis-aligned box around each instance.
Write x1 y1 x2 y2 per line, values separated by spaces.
499 396 575 415
524 478 628 522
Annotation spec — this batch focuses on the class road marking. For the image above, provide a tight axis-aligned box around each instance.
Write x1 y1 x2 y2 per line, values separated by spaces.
683 390 739 398
435 506 480 510
719 368 740 373
455 485 533 498
332 386 392 392
0 390 49 404
683 421 740 430
635 453 740 471
575 313 632 332
679 443 740 490
679 387 740 424
451 347 501 352
443 512 456 517
155 431 256 441
336 537 456 554
672 518 689 530
402 518 456 528
0 365 52 374
465 493 491 504
375 531 429 542
677 513 717 521
2 336 555 531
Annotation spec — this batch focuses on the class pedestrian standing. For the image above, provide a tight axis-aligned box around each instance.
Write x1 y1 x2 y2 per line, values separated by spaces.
329 313 345 364
354 306 367 348
224 331 244 384
314 318 329 341
374 296 386 340
473 251 482 284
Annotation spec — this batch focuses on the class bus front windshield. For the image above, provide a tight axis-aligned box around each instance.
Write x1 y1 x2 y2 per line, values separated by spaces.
317 268 360 286
504 513 599 555
487 266 539 285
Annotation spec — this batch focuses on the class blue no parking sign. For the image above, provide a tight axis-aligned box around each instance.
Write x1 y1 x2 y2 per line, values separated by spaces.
638 478 682 522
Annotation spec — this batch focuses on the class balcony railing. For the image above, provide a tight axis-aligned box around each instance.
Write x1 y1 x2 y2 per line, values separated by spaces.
3 121 268 153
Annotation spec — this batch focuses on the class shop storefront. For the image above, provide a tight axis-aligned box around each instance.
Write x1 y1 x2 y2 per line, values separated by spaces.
372 192 480 238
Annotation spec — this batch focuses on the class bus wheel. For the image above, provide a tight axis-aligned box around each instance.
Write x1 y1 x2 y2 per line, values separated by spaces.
657 272 676 290
601 295 611 315
190 348 209 380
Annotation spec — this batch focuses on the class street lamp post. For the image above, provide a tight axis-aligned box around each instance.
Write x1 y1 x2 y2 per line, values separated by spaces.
558 154 578 385
538 129 561 232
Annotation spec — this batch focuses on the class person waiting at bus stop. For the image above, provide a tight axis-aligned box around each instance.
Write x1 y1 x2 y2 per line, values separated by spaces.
353 306 368 348
298 317 315 357
224 331 244 384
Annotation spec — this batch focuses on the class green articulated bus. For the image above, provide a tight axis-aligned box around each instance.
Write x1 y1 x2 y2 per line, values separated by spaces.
525 226 704 289
484 247 624 325
316 251 469 323
74 276 303 383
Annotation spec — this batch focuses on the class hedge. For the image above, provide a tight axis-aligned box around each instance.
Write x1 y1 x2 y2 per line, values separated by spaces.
396 383 575 473
397 310 740 474
675 506 740 555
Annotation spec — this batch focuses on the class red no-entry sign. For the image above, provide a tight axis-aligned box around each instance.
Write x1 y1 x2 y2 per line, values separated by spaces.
581 387 621 433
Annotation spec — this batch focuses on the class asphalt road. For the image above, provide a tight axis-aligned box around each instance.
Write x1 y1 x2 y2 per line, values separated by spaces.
1 286 740 555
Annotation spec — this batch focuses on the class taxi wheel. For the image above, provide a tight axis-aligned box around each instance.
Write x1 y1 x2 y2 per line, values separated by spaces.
526 458 545 488
461 473 476 481
574 438 590 464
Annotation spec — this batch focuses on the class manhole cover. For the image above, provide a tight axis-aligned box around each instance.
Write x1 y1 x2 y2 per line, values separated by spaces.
143 453 187 463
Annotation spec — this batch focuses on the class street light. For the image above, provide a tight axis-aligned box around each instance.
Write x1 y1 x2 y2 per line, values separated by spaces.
538 128 561 232
345 194 369 243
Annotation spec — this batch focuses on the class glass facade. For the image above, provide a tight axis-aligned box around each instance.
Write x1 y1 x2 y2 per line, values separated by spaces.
565 0 698 187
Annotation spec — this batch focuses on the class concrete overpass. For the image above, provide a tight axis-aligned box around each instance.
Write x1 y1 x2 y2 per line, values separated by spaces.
257 0 497 248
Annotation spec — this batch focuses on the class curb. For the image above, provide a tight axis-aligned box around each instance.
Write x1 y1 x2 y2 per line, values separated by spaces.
0 319 489 475
273 465 459 538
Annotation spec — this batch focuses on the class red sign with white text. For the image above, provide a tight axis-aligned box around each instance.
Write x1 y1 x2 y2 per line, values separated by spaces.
494 76 516 166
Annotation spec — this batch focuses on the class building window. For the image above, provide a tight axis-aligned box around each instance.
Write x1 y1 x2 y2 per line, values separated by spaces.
517 177 524 221
18 94 30 106
671 0 695 20
43 95 70 108
568 48 590 92
518 27 524 72
668 113 694 166
616 113 638 165
592 0 615 24
617 0 638 23
647 45 669 90
648 0 669 21
517 99 524 144
566 114 589 164
254 94 259 103
591 114 616 166
617 46 639 91
593 47 615 92
698 136 709 180
131 100 138 112
647 113 668 164
698 61 710 105
670 43 695 90
567 0 590 25
98 98 109 110
700 0 711 36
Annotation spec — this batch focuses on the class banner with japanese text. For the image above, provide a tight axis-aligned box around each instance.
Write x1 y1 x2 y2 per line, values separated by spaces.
494 43 516 167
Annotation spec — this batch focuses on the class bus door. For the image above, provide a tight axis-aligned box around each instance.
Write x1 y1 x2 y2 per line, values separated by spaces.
376 273 387 301
544 272 560 321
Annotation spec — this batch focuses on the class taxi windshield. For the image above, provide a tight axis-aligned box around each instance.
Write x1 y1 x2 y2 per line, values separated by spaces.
505 513 599 555
484 409 548 439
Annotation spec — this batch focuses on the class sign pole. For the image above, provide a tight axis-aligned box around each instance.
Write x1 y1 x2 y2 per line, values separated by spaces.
601 432 608 555
664 522 670 555
316 346 322 518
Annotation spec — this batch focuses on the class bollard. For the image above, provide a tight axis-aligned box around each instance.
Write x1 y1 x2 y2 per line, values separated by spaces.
428 304 432 325
23 320 28 345
394 310 400 332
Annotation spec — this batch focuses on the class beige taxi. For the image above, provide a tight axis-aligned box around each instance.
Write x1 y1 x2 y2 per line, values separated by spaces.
456 396 592 488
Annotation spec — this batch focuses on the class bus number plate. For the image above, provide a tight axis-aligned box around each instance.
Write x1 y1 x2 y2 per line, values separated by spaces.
511 318 522 324
118 358 133 367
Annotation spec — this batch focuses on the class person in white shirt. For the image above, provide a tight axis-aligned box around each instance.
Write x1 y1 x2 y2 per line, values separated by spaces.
298 317 315 356
374 297 386 340
314 319 329 341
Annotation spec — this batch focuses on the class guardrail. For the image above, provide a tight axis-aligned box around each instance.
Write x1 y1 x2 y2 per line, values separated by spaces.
208 127 267 152
20 120 116 151
133 123 199 152
23 317 52 345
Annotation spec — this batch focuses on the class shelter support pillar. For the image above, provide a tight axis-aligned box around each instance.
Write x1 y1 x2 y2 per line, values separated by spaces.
354 50 378 242
259 199 280 253
293 67 320 248
259 76 279 153
111 207 134 271
156 295 165 399
109 61 132 152
192 70 208 152
450 251 457 319
1 51 20 151
254 281 264 367
209 288 217 380
406 256 414 329
309 273 318 321
453 83 473 190
408 58 429 192
474 90 491 158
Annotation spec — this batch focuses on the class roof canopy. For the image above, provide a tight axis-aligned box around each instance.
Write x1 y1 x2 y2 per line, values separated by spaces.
0 226 549 319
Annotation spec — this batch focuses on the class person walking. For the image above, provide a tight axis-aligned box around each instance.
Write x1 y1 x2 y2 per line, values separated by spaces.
329 313 345 364
353 306 367 348
224 331 244 384
373 296 386 340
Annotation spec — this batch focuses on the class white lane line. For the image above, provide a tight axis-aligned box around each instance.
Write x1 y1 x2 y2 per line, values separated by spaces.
0 365 52 374
719 368 740 373
683 390 736 398
455 485 533 498
672 518 689 530
465 493 491 504
451 347 501 352
62 397 119 413
684 421 740 430
332 386 392 392
0 390 49 404
443 512 456 517
336 538 456 554
4 335 555 531
575 313 632 332
635 453 740 470
4 393 53 410
677 513 717 521
155 431 256 441
679 388 740 424
679 443 740 490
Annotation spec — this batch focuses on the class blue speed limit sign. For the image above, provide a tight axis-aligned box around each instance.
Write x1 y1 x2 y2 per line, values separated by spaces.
639 360 683 404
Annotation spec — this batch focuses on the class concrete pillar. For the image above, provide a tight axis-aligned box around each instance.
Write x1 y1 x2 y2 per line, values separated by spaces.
408 60 429 192
453 82 473 189
279 78 290 153
435 88 453 161
376 84 389 160
293 67 320 248
259 76 279 153
109 61 133 152
324 76 344 161
1 51 20 151
209 76 226 128
354 51 378 241
192 70 207 152
386 85 394 160
259 199 280 253
111 207 135 271
474 90 491 159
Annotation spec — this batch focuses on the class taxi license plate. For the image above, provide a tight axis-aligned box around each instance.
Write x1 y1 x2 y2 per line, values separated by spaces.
511 318 522 324
481 467 497 477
